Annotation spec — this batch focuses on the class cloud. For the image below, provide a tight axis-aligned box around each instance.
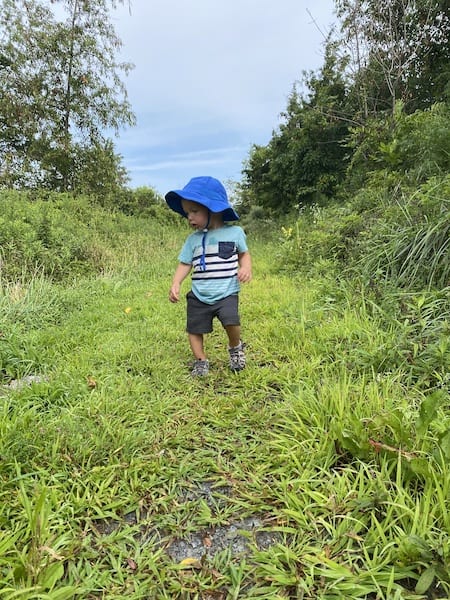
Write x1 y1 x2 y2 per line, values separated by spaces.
121 142 248 194
111 0 336 191
128 146 245 172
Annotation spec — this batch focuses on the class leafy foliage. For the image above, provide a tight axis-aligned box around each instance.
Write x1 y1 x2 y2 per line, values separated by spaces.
241 2 450 218
0 0 134 193
336 0 450 115
275 158 449 404
277 173 449 292
351 175 450 290
0 190 173 282
241 42 354 213
112 186 177 220
346 100 450 188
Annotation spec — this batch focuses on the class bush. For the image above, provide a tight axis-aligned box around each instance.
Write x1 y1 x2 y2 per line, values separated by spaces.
346 101 450 189
395 102 450 182
0 192 106 281
276 203 356 276
113 186 178 222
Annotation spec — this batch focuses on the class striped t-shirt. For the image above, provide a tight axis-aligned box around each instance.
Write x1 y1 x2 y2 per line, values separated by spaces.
179 225 248 305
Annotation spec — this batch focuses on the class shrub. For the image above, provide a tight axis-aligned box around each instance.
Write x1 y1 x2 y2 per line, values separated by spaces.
346 101 450 189
113 186 178 221
395 102 450 182
276 203 357 276
0 191 179 283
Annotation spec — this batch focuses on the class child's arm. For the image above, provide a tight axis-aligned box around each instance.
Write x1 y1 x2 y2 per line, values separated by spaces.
169 262 192 303
237 251 252 283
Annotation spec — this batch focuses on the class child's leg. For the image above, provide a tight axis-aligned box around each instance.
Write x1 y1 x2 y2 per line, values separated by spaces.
224 324 246 371
224 324 241 348
188 333 207 360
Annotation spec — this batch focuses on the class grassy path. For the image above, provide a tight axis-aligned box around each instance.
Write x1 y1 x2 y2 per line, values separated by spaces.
1 224 448 598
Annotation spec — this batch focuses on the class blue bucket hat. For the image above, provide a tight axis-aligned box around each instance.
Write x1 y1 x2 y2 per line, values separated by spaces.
165 176 239 221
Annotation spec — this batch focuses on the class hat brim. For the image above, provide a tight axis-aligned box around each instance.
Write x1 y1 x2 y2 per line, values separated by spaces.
165 190 239 221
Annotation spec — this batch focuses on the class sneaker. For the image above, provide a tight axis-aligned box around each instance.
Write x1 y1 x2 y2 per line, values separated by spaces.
228 342 246 372
191 359 209 377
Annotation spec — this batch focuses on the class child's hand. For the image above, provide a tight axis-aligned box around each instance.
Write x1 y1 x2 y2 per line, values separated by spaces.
169 264 191 303
238 251 252 283
238 267 252 283
169 284 180 303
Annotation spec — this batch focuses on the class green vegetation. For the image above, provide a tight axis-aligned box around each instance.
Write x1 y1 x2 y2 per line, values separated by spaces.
240 1 450 215
1 1 449 597
0 0 134 194
0 189 448 598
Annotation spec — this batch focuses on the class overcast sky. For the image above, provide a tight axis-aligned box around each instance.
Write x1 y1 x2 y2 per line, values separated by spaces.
111 0 336 195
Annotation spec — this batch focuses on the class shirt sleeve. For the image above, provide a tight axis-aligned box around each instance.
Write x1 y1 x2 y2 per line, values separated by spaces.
178 235 194 264
236 227 248 253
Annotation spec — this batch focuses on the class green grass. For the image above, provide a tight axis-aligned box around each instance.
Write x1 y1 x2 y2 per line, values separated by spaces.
0 219 449 599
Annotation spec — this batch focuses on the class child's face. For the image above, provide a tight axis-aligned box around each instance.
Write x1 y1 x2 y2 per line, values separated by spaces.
181 200 209 230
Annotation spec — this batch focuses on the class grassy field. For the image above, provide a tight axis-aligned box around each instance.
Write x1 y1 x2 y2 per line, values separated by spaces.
1 217 449 599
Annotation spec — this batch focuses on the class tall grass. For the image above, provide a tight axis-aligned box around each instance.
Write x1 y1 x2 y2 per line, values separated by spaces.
355 176 450 290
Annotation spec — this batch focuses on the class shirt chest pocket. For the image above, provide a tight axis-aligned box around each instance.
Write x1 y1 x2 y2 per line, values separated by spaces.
218 241 236 260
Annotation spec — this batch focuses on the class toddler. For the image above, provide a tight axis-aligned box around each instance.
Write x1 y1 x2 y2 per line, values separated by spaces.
166 176 252 376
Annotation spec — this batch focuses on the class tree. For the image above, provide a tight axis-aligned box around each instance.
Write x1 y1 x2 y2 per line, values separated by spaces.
0 0 53 187
335 0 450 116
67 139 130 203
0 0 135 192
240 143 273 214
242 42 354 214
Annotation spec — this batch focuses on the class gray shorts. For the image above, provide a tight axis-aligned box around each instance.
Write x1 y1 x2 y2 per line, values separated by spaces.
186 291 240 334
